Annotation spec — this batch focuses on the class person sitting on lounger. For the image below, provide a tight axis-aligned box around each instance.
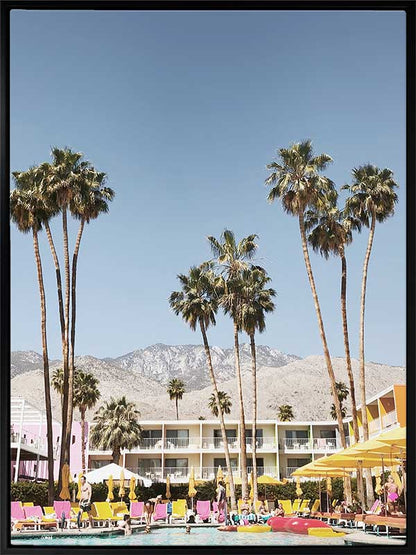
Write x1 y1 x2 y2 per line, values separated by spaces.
240 496 252 513
272 503 285 517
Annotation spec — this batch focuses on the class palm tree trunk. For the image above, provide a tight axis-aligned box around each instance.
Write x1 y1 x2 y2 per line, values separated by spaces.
298 212 346 448
112 446 121 465
233 321 248 498
249 333 258 504
176 398 179 420
58 207 71 491
63 208 73 468
44 222 65 350
80 407 86 473
200 321 236 510
359 213 377 508
340 249 358 505
33 229 55 506
67 219 85 465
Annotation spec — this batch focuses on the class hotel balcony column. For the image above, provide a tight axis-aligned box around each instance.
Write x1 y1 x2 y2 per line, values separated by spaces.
199 421 203 479
275 422 279 479
14 399 25 483
310 424 314 461
161 423 165 477
35 411 43 480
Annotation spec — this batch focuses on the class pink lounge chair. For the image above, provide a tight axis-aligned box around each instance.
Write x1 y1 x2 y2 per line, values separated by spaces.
130 501 145 523
54 501 71 528
366 500 381 514
196 500 211 522
152 503 169 523
23 506 58 530
11 502 25 520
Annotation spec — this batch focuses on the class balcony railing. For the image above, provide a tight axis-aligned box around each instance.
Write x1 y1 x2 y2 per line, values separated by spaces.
133 466 283 482
201 437 239 449
312 438 338 451
138 438 163 450
368 418 381 435
286 466 303 477
165 438 200 449
283 438 311 451
382 411 397 429
246 437 276 450
10 429 45 453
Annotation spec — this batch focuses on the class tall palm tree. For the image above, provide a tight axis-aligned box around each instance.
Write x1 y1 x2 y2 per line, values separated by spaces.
343 164 398 506
169 264 237 509
265 140 347 449
68 170 114 458
239 266 276 504
277 405 294 422
305 204 361 445
51 367 100 473
209 391 232 417
43 147 92 478
207 230 258 498
167 378 185 420
10 177 56 505
89 397 142 464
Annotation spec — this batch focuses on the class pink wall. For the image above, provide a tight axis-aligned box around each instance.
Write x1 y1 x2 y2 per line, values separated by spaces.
11 420 87 481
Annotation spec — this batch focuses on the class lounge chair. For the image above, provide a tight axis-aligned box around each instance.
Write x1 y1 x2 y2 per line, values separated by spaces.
91 502 123 528
110 502 129 517
53 501 72 529
69 502 90 528
196 500 211 523
212 501 225 523
152 503 169 523
24 506 58 531
130 501 145 524
310 499 321 516
292 499 302 513
11 502 37 532
299 499 310 514
278 499 294 516
22 502 34 507
170 499 187 523
364 515 406 538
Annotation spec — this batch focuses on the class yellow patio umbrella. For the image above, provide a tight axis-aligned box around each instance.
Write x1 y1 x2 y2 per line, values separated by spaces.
165 474 171 500
225 473 231 498
295 477 303 497
188 467 197 510
291 461 350 477
107 474 114 501
119 469 125 498
59 463 71 500
128 476 137 501
257 475 286 484
76 473 82 500
326 476 332 495
377 426 406 448
232 475 242 485
349 437 405 458
249 473 254 502
216 465 224 485
188 467 197 498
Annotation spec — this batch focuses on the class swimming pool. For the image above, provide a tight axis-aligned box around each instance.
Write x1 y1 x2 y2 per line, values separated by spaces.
12 526 347 547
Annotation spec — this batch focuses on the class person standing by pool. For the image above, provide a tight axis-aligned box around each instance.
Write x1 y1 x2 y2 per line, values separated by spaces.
78 475 93 529
385 475 400 513
144 494 162 525
217 480 228 524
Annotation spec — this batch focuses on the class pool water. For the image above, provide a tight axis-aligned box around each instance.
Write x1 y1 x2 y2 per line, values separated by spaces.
12 526 346 547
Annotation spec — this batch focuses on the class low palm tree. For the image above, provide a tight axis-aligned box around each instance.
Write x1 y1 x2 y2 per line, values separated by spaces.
344 165 398 507
208 230 258 498
277 405 294 422
89 397 142 464
169 263 237 509
330 382 349 420
239 266 276 503
265 140 347 449
10 179 56 505
209 391 232 417
51 367 101 472
167 379 185 420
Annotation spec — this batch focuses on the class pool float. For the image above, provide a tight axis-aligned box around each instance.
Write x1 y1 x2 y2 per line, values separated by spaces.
237 525 271 533
307 528 345 537
268 517 331 535
218 525 238 532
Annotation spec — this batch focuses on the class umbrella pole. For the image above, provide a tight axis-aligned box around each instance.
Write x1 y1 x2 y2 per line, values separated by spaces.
382 456 387 510
357 462 365 510
318 478 321 513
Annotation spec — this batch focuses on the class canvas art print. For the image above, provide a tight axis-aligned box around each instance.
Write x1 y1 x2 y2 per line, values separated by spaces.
6 4 410 553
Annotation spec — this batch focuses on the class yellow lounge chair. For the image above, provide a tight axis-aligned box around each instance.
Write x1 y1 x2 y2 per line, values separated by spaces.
42 506 60 523
92 502 123 528
170 499 187 523
292 499 302 512
299 499 311 512
254 500 269 513
278 499 294 516
310 499 321 514
110 502 129 517
23 502 34 507
70 502 90 528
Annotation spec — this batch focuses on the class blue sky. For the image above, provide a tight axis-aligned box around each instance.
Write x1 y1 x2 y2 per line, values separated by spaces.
10 10 406 366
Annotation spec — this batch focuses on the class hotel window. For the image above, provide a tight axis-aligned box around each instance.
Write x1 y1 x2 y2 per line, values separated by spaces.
245 429 264 448
214 458 238 469
138 458 161 473
166 429 189 448
213 429 237 448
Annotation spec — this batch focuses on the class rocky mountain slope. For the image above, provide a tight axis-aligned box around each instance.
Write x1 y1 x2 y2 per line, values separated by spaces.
11 346 405 422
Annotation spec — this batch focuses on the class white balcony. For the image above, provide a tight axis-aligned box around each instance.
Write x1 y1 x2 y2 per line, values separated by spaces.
201 437 239 450
11 429 48 459
137 438 163 450
369 417 381 435
164 438 199 450
382 411 397 429
283 438 311 452
312 437 338 452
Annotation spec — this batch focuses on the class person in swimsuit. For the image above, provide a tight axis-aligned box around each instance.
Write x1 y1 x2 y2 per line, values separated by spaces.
217 481 228 524
144 494 162 525
385 475 399 513
78 476 93 529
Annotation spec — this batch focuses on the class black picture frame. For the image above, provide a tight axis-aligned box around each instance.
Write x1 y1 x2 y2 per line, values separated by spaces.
1 2 415 554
